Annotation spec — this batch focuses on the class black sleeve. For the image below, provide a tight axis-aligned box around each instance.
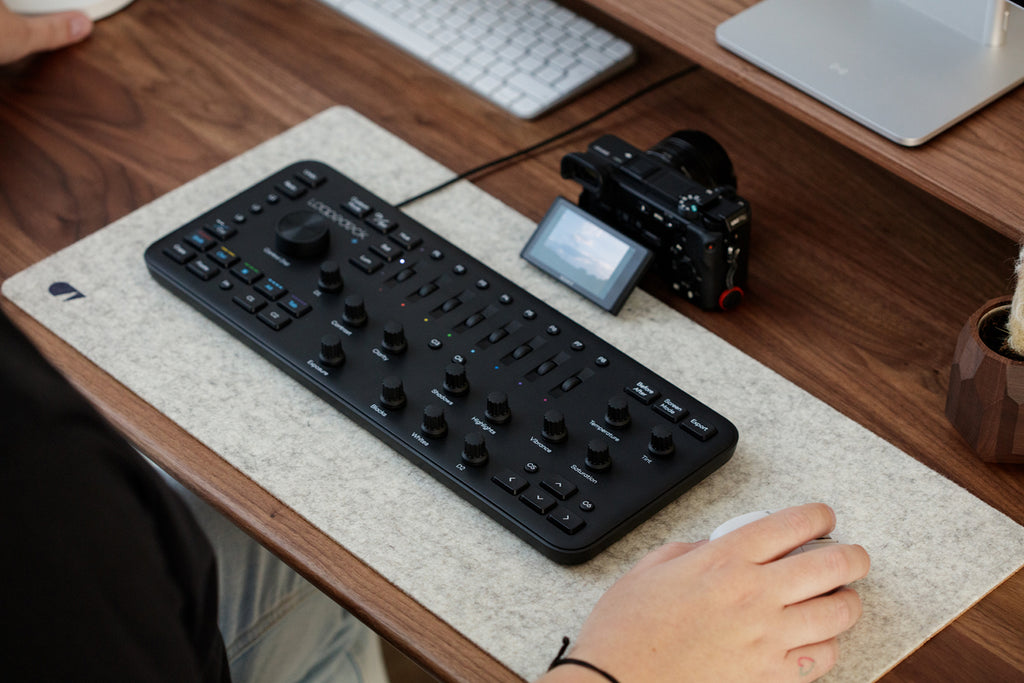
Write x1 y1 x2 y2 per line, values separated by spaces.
0 310 231 682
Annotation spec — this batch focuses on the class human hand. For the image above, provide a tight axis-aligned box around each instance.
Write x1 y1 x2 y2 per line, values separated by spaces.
540 503 870 682
0 3 92 64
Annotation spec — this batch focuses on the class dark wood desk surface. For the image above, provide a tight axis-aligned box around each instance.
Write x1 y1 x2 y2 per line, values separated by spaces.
587 0 1024 242
1 0 1021 680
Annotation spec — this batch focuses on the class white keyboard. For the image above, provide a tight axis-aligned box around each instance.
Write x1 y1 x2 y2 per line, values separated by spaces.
320 0 635 118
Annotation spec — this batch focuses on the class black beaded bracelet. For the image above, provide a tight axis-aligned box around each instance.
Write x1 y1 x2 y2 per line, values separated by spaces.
548 636 621 683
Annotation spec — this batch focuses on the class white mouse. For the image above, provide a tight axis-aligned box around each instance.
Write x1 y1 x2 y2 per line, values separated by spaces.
710 509 838 556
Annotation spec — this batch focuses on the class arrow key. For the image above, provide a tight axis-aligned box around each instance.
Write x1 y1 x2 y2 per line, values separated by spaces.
548 507 586 534
492 469 528 496
541 475 577 500
521 490 556 515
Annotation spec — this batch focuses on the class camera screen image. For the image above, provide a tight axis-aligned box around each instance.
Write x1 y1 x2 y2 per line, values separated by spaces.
521 198 653 314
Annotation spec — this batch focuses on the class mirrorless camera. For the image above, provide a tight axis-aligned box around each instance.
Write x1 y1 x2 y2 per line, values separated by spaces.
561 131 751 311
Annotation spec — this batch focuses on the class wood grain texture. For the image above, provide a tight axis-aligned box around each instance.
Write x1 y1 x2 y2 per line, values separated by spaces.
585 0 1024 241
1 0 1021 681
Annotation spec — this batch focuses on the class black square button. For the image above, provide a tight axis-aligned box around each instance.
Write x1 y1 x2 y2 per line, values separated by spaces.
548 508 586 534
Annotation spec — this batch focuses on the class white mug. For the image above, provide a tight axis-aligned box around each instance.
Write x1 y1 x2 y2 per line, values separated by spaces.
4 0 136 20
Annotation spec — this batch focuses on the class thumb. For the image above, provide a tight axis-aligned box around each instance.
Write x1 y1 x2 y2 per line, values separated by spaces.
2 11 93 64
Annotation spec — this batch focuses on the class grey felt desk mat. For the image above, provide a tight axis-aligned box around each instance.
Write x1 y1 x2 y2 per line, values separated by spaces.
4 107 1023 682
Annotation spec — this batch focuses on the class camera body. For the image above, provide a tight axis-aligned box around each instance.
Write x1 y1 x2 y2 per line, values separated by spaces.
561 132 751 311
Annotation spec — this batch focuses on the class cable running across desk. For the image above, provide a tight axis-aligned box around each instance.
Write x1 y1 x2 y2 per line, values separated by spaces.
396 65 702 208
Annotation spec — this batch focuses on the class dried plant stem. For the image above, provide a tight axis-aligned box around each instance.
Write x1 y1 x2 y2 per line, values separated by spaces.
1009 245 1024 355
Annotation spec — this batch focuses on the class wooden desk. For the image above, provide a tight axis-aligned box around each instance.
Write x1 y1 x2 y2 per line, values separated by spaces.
0 0 1020 680
586 0 1024 241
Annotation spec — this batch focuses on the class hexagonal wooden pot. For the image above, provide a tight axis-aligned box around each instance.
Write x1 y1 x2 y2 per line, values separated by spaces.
946 296 1024 463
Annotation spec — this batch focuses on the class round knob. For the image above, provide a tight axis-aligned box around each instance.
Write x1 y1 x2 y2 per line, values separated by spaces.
381 321 408 354
461 431 489 466
421 404 447 438
379 375 406 409
443 362 469 396
648 424 675 458
605 396 631 428
318 333 345 367
318 260 343 292
342 294 367 327
585 439 612 472
541 409 568 443
275 211 330 258
485 391 511 424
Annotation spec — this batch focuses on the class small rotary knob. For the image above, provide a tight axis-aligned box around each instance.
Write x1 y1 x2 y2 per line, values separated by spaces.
421 404 448 438
318 333 345 367
648 425 675 458
585 439 612 473
318 260 343 293
342 294 367 327
275 211 331 258
461 431 489 466
381 321 408 354
379 376 406 409
605 396 631 428
541 409 568 443
443 362 469 396
484 391 511 424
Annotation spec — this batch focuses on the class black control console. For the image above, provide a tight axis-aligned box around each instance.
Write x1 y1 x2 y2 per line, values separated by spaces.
144 161 738 563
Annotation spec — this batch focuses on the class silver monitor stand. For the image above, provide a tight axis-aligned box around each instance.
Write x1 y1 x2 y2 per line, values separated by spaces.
716 0 1024 146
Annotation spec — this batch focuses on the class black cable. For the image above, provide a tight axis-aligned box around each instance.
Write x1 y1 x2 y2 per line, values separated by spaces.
394 64 702 208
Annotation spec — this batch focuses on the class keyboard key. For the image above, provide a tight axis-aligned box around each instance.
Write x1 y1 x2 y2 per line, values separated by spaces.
521 490 556 515
163 243 195 264
255 278 287 300
319 0 634 118
279 294 312 318
184 230 216 252
258 308 291 330
548 507 586 534
541 476 577 500
186 259 219 280
233 292 266 313
492 470 529 495
682 416 718 441
231 262 262 284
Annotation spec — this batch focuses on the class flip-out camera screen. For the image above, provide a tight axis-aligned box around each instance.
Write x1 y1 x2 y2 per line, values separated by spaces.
521 198 653 314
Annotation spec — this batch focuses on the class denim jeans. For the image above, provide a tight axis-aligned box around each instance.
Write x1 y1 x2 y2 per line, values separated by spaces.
157 467 389 683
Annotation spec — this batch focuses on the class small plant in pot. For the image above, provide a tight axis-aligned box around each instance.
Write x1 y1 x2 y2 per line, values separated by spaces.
946 251 1024 463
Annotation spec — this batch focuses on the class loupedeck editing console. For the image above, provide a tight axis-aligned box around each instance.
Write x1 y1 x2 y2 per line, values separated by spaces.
145 161 738 563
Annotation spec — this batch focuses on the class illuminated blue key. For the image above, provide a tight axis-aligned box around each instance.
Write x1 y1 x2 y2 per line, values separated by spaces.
255 278 286 301
279 294 311 318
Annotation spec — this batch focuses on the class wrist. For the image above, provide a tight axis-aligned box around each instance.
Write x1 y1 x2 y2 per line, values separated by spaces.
539 664 614 683
544 637 622 683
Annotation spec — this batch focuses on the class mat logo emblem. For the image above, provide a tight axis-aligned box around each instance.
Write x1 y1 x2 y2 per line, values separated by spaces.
49 282 86 302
